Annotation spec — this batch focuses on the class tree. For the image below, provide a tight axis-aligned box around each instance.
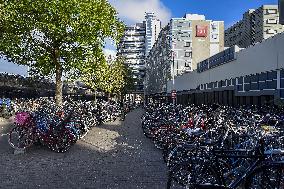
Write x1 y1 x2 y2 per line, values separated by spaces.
0 0 124 105
80 56 134 100
79 53 109 100
118 59 135 96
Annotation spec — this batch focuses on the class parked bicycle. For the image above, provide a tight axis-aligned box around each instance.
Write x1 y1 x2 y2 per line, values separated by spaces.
7 98 122 153
142 103 284 188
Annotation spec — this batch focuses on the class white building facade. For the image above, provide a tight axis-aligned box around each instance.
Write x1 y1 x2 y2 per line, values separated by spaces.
117 23 146 92
168 14 224 76
145 12 161 56
225 5 284 48
145 14 224 95
163 32 284 106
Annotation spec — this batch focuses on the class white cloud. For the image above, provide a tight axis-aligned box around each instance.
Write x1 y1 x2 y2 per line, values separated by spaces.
109 0 172 26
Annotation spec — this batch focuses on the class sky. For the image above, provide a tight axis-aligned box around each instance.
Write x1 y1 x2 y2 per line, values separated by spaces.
105 0 279 55
0 0 279 75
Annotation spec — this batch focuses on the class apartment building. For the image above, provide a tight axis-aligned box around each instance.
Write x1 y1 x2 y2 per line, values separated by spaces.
117 13 162 94
145 13 161 56
117 22 146 92
145 14 224 95
225 5 284 48
167 14 224 75
144 25 171 95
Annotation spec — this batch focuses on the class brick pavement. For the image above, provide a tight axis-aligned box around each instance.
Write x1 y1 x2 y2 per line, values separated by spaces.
0 108 168 189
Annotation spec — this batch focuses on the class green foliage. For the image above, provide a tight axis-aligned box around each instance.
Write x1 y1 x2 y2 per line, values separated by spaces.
0 0 124 104
121 62 135 94
80 52 109 92
81 56 134 96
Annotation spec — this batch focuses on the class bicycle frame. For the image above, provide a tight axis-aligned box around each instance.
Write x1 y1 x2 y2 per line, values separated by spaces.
212 148 281 188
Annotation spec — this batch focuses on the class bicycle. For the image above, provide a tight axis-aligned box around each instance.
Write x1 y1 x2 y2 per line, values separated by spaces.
167 139 284 189
9 111 76 153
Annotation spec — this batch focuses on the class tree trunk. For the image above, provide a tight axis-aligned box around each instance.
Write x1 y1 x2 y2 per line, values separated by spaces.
54 49 63 106
119 92 122 103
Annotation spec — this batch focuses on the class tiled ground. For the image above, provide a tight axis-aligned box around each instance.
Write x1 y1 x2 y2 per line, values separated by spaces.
0 108 168 189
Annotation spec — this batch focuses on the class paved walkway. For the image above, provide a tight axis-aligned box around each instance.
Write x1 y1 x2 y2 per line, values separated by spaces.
0 108 168 189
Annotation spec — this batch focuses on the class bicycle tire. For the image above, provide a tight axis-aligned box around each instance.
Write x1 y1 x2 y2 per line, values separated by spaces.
167 157 222 189
244 163 284 189
8 126 34 150
50 129 75 153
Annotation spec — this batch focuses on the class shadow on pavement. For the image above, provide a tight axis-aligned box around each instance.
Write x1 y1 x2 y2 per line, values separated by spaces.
0 108 168 189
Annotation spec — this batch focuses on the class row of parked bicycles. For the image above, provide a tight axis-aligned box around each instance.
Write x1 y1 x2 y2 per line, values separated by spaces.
8 98 122 153
0 98 13 119
142 103 284 189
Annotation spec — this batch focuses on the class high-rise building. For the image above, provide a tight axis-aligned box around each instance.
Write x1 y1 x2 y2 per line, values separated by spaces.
117 13 162 94
144 25 171 95
145 14 224 95
145 13 161 56
117 22 146 92
225 5 284 48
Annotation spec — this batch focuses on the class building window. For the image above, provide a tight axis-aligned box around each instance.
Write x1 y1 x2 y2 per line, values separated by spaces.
244 83 250 91
184 61 190 67
266 9 277 14
266 80 277 89
211 34 218 40
267 71 277 80
211 23 218 33
185 52 192 57
267 19 278 24
185 42 191 47
267 29 277 34
251 82 259 90
259 72 267 81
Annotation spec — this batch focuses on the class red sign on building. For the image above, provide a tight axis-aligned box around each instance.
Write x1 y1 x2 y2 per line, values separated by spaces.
196 25 208 37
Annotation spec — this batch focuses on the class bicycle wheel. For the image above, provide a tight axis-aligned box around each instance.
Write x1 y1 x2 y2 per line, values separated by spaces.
51 129 75 153
167 157 222 189
167 160 195 189
166 145 194 168
245 163 284 189
8 126 34 150
188 159 222 188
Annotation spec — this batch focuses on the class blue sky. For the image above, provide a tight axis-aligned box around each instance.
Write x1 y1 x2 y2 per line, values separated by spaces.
0 0 280 75
106 0 279 52
161 0 278 28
